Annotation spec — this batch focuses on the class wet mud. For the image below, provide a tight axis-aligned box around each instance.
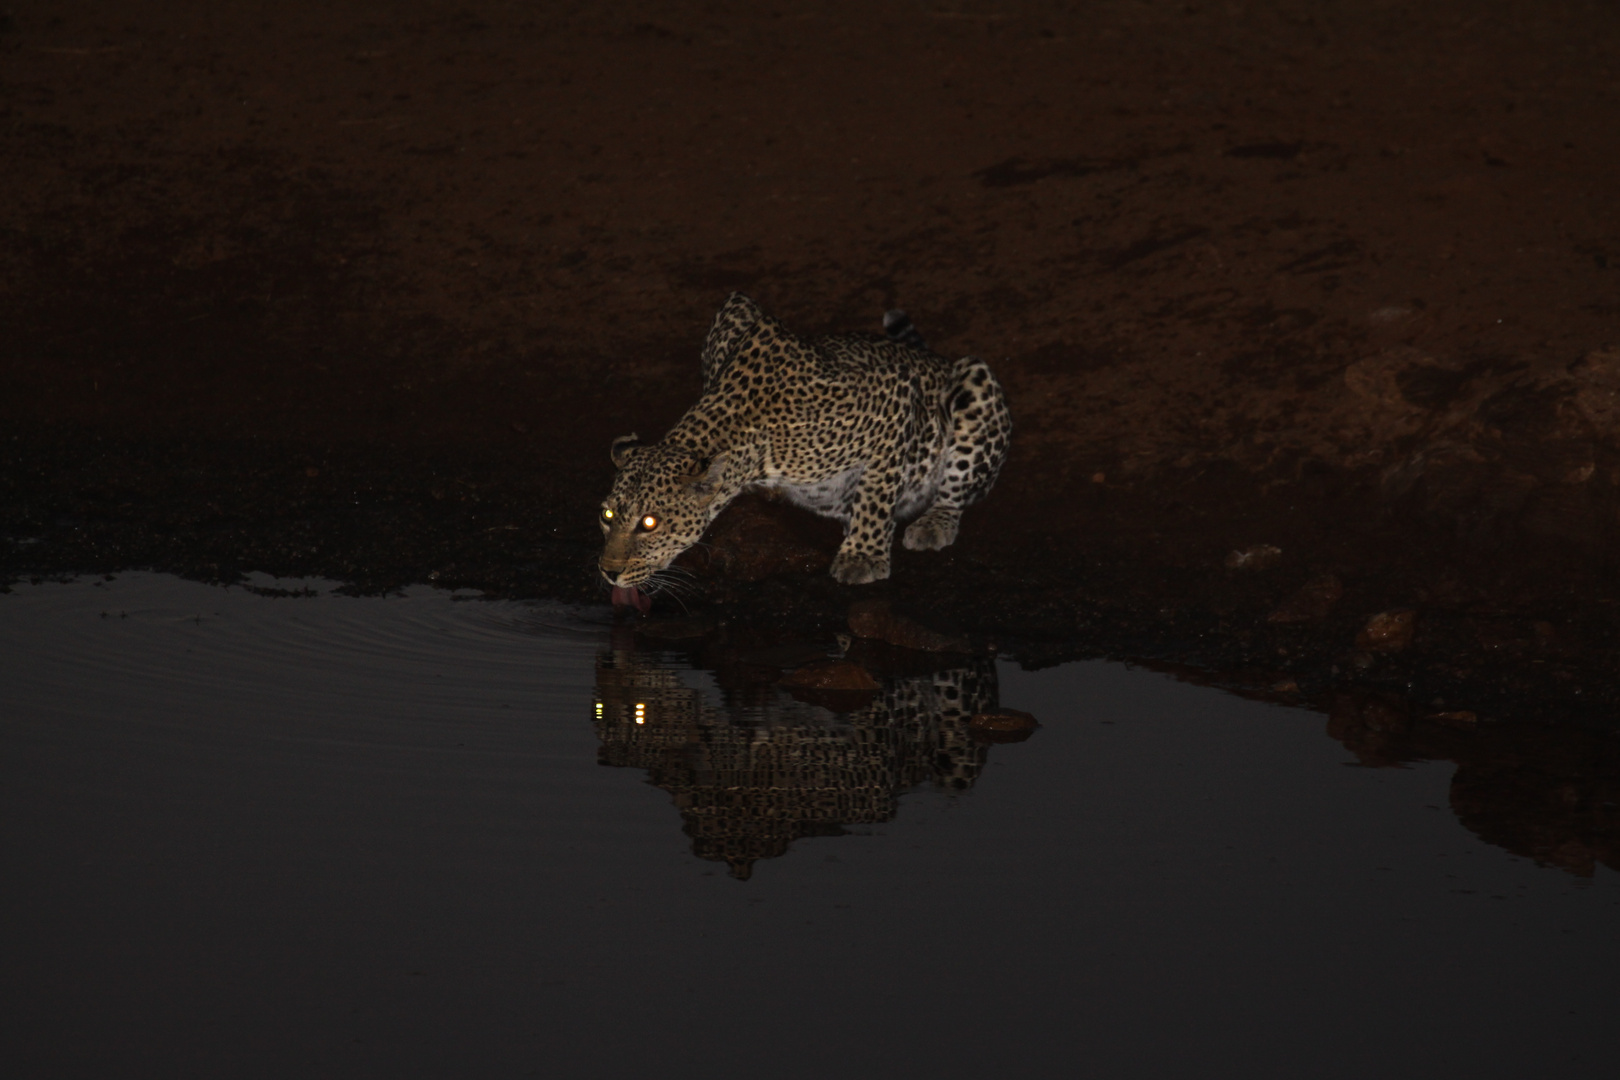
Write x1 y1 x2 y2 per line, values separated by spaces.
6 2 1620 739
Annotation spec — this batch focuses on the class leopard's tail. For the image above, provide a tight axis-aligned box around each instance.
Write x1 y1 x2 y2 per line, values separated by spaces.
882 309 928 351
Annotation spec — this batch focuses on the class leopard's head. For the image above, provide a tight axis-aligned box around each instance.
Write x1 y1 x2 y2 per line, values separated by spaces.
598 435 729 588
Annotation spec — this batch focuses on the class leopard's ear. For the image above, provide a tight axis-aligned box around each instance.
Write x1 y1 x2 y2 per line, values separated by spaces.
610 433 641 469
684 452 728 502
700 293 764 390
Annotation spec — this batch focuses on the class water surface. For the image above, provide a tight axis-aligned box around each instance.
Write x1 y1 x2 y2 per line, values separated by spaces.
2 575 1615 1078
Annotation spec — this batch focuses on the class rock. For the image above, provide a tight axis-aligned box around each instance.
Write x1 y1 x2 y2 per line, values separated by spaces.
847 599 971 653
1429 710 1479 727
778 659 880 692
777 659 881 712
1225 543 1282 571
695 494 837 582
1357 608 1417 652
968 708 1039 743
1267 573 1343 623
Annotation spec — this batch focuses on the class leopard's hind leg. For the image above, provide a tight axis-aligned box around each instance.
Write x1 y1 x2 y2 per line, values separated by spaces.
902 357 1011 551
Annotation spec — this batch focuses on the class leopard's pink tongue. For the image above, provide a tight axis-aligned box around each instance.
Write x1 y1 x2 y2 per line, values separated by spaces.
611 585 651 614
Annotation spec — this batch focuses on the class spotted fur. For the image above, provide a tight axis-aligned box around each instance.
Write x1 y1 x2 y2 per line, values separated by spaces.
598 293 1011 588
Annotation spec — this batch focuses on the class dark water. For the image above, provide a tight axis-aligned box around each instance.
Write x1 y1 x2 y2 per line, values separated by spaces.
2 575 1615 1079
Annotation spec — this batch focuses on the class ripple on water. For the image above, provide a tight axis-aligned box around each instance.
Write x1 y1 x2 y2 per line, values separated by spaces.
0 573 608 751
2 573 1616 1079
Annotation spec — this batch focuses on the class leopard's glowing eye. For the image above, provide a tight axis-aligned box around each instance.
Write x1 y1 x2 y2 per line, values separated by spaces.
601 507 614 521
639 514 660 531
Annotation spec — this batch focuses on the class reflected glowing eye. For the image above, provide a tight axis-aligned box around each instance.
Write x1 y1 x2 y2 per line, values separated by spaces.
601 507 614 521
638 514 659 531
634 701 646 725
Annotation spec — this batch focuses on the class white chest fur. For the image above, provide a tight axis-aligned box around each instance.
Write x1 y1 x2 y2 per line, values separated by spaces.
754 465 865 522
751 454 946 526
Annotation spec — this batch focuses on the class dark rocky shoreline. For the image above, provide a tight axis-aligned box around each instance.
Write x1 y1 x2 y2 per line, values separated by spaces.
5 419 1616 731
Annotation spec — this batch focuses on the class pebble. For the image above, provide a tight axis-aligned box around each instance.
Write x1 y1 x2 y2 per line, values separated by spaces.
1357 608 1417 652
1226 543 1282 570
968 708 1039 742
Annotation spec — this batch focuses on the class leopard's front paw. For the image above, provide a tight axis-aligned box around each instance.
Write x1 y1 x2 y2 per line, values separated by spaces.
902 507 960 551
830 551 891 585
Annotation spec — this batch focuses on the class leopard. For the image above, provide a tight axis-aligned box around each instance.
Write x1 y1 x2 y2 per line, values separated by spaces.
594 635 1005 878
598 292 1011 607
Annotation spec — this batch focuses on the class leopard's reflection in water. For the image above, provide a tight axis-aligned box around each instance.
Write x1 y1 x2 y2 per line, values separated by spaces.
592 630 1012 879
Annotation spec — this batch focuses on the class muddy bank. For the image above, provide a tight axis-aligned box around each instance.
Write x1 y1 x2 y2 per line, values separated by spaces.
5 2 1620 728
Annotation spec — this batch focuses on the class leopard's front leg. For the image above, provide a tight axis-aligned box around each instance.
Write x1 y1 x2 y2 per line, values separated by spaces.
829 459 902 585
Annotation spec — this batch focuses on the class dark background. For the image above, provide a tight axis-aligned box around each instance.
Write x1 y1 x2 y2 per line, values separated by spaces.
5 1 1620 716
